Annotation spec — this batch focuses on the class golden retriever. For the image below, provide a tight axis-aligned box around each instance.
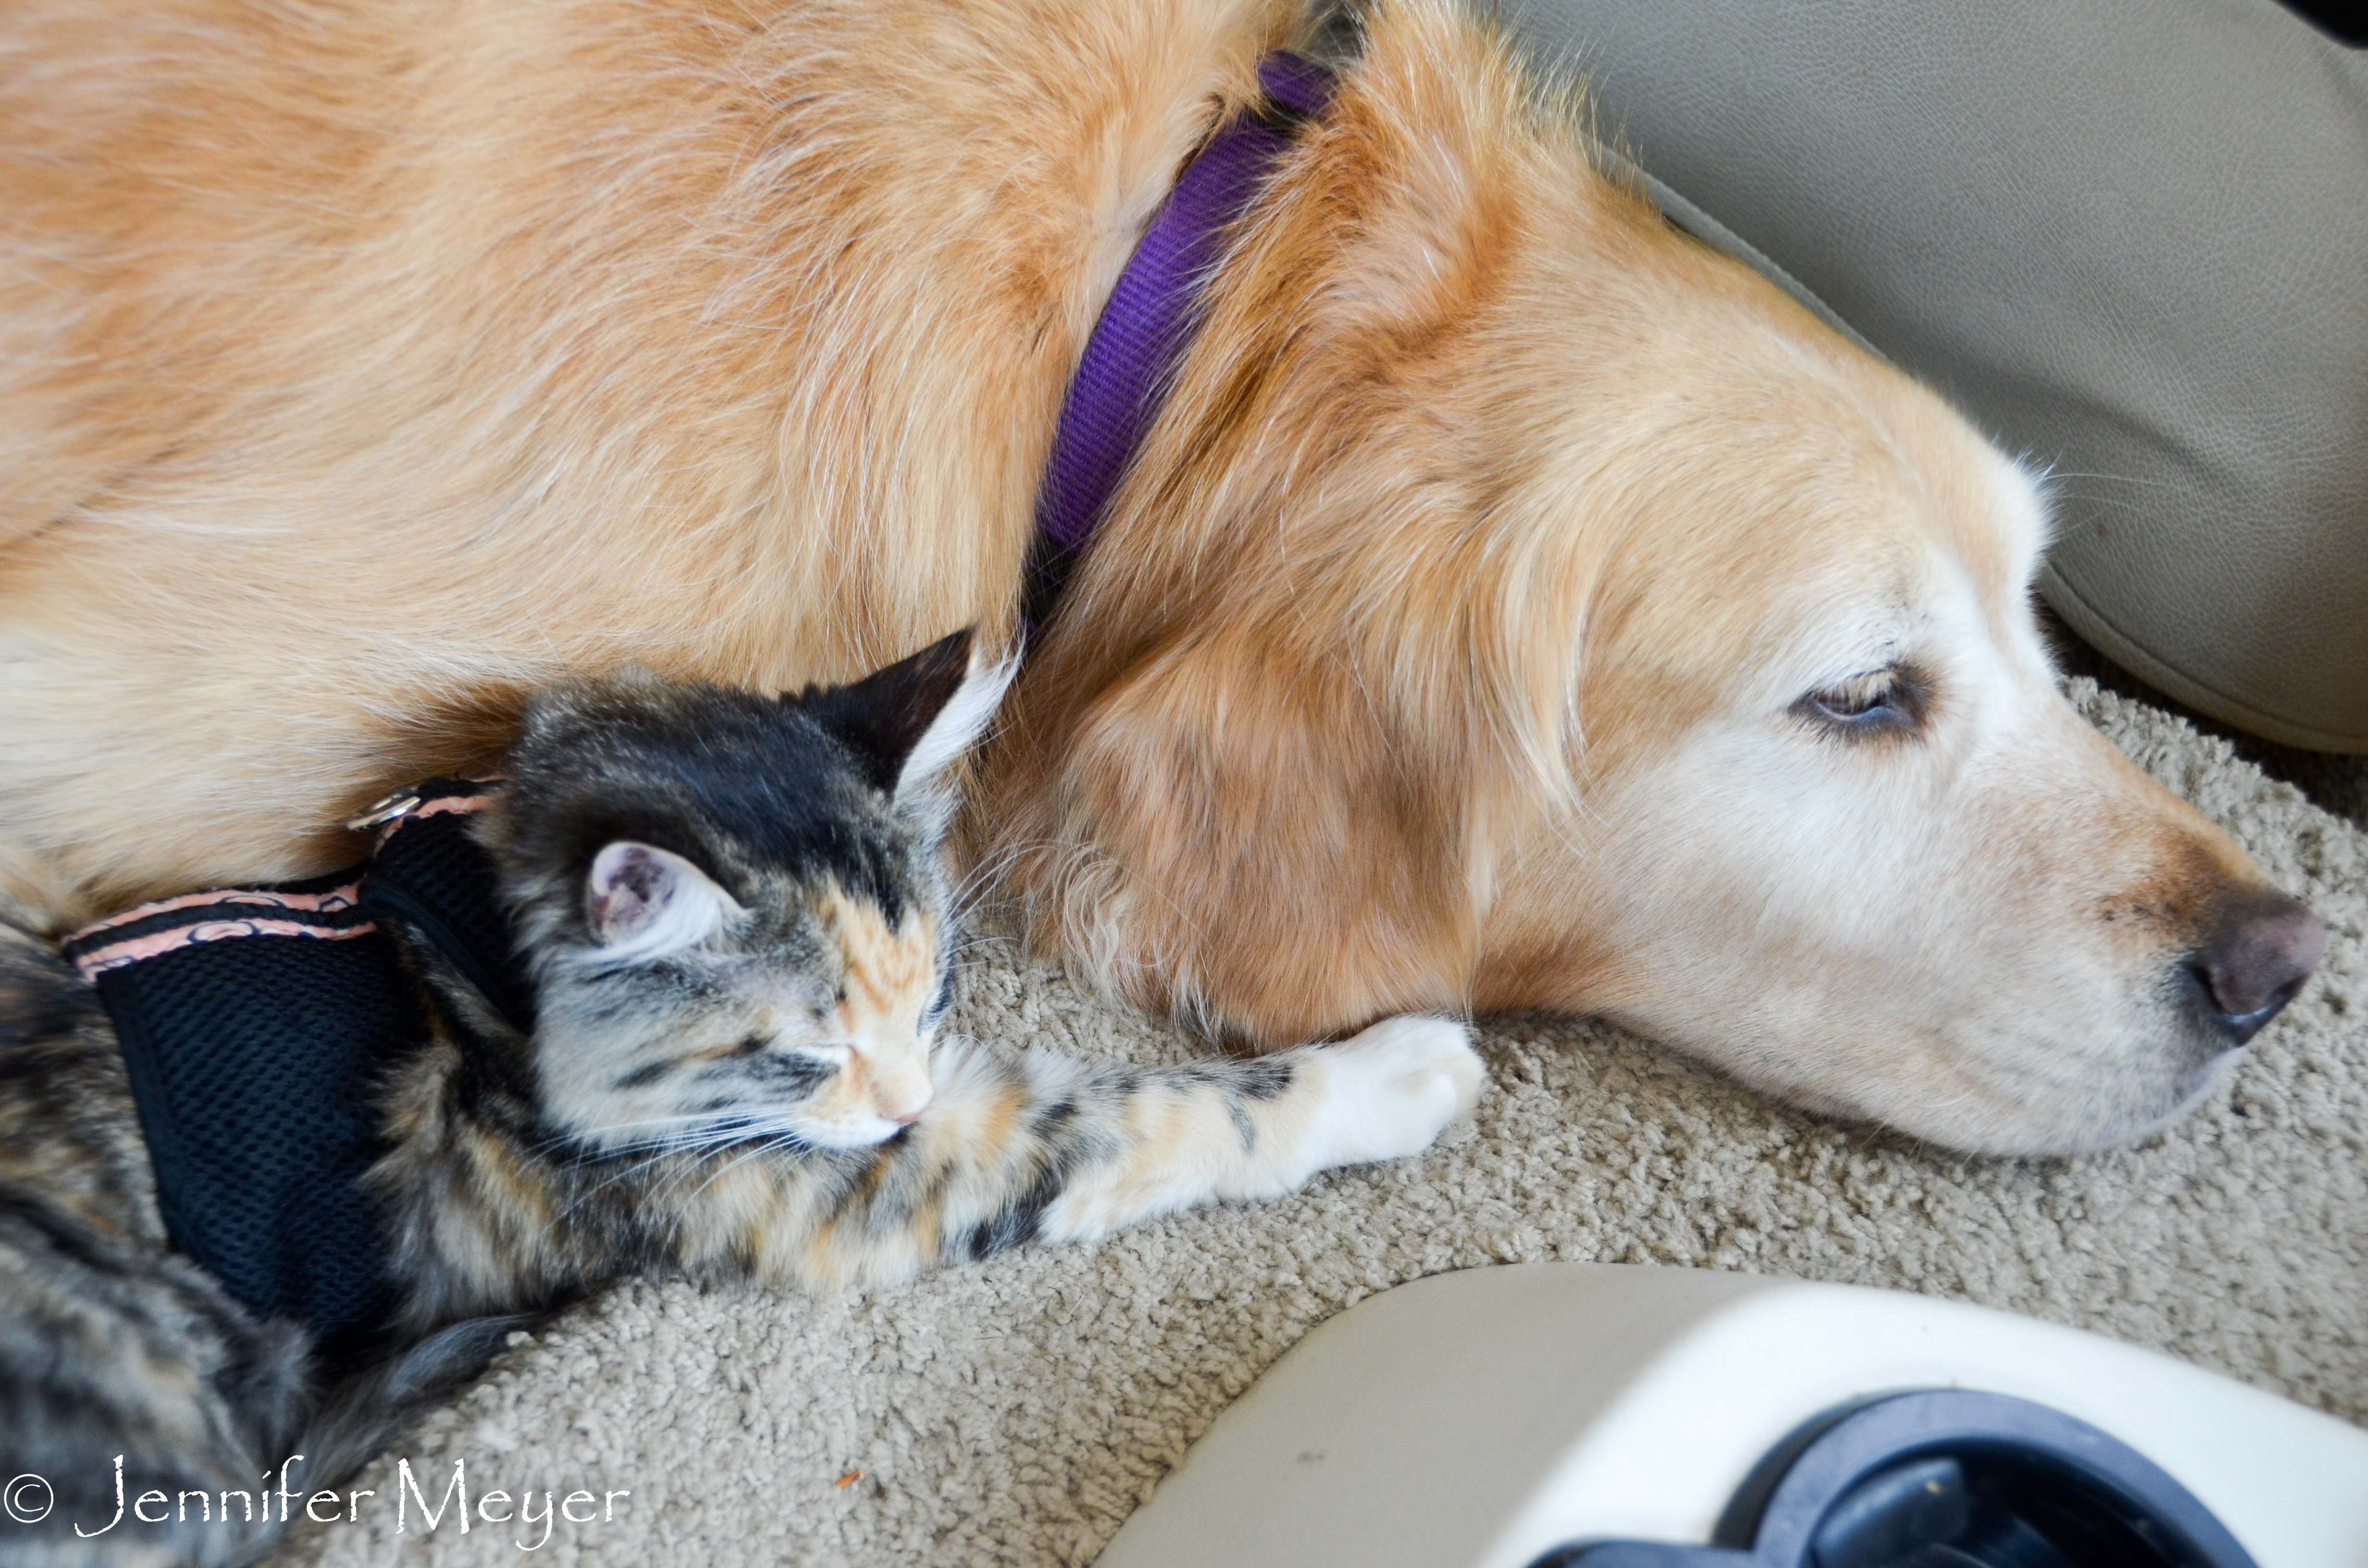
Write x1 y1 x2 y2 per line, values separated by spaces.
0 0 2324 1153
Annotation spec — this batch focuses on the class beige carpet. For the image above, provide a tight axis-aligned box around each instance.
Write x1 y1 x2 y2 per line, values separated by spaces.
274 680 2366 1567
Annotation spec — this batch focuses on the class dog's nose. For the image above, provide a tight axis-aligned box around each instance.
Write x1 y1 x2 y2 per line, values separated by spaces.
2181 886 2326 1047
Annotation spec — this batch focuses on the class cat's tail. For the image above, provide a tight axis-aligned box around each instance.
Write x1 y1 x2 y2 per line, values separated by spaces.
292 1316 537 1488
222 1315 539 1567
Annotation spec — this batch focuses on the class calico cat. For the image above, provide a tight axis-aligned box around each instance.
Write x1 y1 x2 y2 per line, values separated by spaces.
0 630 1483 1566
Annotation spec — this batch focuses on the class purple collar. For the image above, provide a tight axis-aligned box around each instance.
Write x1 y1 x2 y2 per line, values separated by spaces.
1024 51 1335 636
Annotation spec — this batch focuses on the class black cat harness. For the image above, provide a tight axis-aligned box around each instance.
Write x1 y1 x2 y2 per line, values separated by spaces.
62 781 523 1358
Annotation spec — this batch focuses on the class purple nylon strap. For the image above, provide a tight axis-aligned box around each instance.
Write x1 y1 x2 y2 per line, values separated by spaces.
1024 51 1335 637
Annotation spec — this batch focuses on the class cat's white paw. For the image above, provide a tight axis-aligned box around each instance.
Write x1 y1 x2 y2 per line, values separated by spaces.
1303 1015 1484 1173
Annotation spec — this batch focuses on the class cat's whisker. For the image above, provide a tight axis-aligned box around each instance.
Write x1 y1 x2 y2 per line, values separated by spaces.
638 1131 778 1211
678 1131 809 1202
559 1148 685 1216
557 1109 811 1215
527 1110 760 1160
541 1115 767 1179
947 839 1033 918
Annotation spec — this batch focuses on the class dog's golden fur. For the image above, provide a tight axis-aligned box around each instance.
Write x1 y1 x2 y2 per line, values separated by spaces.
0 0 2316 1152
0 0 1303 900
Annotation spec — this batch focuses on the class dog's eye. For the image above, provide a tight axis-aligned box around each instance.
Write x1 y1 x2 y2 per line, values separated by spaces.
1795 663 1928 736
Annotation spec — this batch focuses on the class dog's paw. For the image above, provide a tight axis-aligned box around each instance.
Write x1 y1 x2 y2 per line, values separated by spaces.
1304 1015 1484 1172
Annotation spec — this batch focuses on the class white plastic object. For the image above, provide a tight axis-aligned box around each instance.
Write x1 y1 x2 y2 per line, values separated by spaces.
1093 1263 2368 1568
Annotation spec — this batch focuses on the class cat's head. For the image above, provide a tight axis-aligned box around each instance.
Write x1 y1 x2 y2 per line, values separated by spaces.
478 629 1013 1153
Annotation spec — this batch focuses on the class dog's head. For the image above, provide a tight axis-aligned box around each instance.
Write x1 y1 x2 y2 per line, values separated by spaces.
984 2 2324 1155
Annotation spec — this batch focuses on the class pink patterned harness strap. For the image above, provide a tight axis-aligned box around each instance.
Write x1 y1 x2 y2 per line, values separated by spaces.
63 789 500 983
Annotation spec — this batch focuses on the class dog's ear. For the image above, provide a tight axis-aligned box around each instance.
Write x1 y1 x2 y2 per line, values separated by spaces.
977 9 1596 1046
1298 3 1544 353
1015 625 1492 1047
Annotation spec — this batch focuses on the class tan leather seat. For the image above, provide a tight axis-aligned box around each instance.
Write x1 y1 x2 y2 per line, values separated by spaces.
1503 0 2368 752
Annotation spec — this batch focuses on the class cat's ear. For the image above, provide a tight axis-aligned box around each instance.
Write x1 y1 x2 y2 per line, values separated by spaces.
585 841 742 961
798 627 1017 811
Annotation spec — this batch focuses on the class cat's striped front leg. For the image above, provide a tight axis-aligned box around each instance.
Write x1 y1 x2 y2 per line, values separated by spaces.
1036 1015 1483 1244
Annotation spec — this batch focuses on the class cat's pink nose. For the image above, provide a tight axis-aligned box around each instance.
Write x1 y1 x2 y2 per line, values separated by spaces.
884 1090 931 1127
